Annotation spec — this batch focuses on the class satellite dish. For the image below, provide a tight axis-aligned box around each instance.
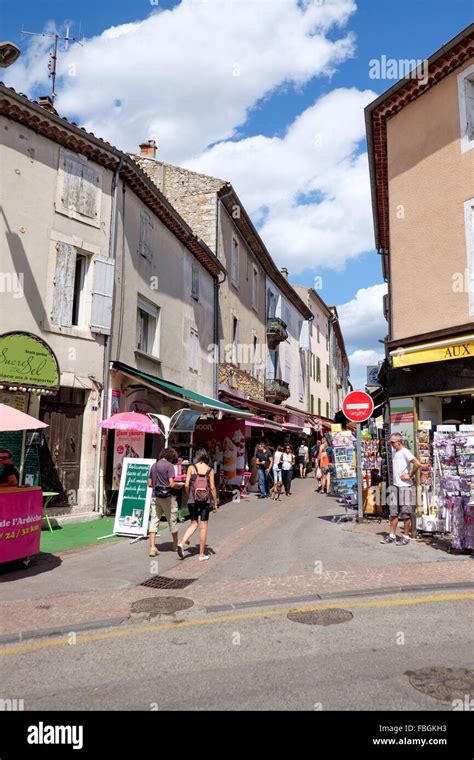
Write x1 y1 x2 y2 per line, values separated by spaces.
0 41 21 68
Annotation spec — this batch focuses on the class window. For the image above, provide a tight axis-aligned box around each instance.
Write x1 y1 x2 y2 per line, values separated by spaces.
318 398 321 416
139 211 153 260
267 289 276 318
298 355 305 401
317 325 320 343
71 254 87 327
189 328 199 373
252 266 258 310
136 298 159 357
316 356 321 382
231 236 239 287
232 316 240 365
191 262 199 301
326 401 330 419
58 150 101 225
51 242 89 328
458 65 474 152
326 364 330 388
310 394 314 414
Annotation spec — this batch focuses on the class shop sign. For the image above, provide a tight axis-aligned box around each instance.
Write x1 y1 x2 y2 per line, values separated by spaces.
418 420 432 431
195 418 246 485
391 336 474 368
171 409 203 432
114 458 154 537
112 431 145 490
0 488 42 562
0 332 60 392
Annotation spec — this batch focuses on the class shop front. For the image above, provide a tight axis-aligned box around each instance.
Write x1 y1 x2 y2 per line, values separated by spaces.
386 336 474 550
0 332 60 489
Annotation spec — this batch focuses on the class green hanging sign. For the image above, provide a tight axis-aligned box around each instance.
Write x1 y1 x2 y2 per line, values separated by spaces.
0 332 60 392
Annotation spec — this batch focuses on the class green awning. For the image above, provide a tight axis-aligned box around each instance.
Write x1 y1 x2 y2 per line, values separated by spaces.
112 361 253 417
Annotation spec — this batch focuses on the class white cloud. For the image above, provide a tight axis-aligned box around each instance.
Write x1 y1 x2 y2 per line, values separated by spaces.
338 283 388 349
188 87 377 271
6 0 357 164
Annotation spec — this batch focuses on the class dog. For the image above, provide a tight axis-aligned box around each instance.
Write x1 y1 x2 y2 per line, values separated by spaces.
270 481 283 501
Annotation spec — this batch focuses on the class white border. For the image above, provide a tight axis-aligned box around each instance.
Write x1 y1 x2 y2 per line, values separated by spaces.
457 64 474 153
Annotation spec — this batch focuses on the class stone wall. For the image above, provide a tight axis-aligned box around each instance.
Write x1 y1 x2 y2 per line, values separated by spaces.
219 363 264 400
131 155 223 253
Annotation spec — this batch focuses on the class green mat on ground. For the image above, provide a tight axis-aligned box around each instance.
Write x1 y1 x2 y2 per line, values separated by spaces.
40 517 124 554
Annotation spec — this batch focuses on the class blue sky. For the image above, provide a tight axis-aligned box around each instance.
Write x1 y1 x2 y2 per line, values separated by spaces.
2 0 472 388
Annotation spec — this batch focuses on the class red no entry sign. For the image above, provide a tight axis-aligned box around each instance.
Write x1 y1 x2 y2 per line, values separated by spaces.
342 390 374 423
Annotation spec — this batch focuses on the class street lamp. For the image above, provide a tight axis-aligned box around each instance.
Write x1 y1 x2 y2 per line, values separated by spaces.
0 41 21 68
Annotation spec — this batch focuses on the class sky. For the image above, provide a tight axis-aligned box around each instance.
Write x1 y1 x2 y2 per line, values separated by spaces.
2 0 472 390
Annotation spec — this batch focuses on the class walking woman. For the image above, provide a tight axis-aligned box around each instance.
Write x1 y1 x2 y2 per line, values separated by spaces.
178 449 217 561
281 444 295 496
273 445 284 484
318 437 331 495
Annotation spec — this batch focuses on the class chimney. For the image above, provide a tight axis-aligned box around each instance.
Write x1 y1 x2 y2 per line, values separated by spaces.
38 95 57 114
281 267 289 279
139 139 157 159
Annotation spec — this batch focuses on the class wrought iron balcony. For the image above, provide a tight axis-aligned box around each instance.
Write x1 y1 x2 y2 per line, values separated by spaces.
265 377 290 405
266 317 288 349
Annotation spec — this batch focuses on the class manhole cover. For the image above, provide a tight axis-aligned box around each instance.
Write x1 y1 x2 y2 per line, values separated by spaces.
405 667 474 703
140 575 196 590
287 608 353 626
131 597 194 616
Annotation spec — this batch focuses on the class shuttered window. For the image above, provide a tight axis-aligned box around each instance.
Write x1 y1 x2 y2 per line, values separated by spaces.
326 402 330 418
139 211 153 260
252 266 258 310
136 298 159 356
189 328 199 373
316 356 321 382
51 242 77 327
284 359 291 385
62 154 100 220
90 256 115 334
191 262 199 301
231 237 239 287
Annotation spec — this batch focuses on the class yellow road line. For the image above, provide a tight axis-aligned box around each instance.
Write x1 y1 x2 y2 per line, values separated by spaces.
1 592 472 657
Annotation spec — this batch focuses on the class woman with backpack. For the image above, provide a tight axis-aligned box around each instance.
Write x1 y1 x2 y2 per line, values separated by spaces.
178 448 217 561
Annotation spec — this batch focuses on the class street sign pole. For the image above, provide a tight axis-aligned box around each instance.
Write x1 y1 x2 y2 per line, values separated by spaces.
356 423 363 521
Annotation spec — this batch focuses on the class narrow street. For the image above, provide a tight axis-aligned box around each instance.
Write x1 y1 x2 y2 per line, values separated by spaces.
1 479 472 711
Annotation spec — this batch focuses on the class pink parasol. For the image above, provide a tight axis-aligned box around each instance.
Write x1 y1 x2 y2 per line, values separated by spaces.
99 411 162 434
0 403 48 432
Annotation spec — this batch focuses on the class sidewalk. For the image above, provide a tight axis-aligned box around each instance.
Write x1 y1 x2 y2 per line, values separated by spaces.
0 478 472 639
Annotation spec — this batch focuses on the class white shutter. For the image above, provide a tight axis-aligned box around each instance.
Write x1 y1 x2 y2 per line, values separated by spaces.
52 242 76 326
465 78 474 140
79 164 100 219
139 212 153 259
231 239 239 285
90 256 115 334
299 320 309 349
190 329 199 373
299 354 305 400
62 155 80 211
252 267 258 309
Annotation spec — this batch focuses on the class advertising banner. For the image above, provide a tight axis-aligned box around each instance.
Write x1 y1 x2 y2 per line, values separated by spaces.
194 419 246 485
0 488 42 562
112 430 145 490
114 458 154 537
0 332 60 390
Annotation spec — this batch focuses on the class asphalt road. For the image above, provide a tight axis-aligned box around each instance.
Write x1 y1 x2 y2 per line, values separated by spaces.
1 591 472 711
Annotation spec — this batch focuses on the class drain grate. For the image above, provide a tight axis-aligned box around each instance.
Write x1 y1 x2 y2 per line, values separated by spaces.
131 596 194 616
140 575 197 590
287 608 353 626
405 667 474 703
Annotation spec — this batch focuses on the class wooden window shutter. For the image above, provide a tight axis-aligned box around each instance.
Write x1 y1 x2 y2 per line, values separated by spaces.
90 256 115 334
52 242 76 326
191 263 199 300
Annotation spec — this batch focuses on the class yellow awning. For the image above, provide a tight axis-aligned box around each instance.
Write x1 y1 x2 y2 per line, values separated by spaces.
391 334 474 368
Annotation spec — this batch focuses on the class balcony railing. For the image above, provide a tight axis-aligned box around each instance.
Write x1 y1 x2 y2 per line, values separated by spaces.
265 377 290 404
266 317 288 349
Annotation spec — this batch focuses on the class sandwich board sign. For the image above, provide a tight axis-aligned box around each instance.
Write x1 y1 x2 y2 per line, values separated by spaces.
114 458 155 537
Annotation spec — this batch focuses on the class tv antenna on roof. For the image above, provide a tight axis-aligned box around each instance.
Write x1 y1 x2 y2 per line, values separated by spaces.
21 23 84 104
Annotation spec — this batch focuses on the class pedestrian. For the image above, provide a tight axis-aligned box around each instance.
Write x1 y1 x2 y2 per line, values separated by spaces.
256 442 273 498
178 448 218 561
381 433 421 545
272 445 284 484
318 437 331 494
281 444 295 496
148 447 184 557
297 440 309 478
0 450 19 488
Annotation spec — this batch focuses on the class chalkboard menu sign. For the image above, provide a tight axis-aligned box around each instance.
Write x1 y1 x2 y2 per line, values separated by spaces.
113 458 154 537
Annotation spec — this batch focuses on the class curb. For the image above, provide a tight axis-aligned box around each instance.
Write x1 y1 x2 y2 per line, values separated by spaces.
205 581 474 613
0 617 127 646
